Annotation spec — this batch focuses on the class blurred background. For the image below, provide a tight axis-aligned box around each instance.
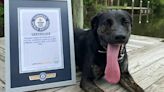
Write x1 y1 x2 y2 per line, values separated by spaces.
1 0 164 38
0 0 3 37
82 0 164 38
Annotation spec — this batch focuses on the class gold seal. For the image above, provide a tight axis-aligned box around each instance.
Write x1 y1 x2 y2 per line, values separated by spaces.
29 73 56 81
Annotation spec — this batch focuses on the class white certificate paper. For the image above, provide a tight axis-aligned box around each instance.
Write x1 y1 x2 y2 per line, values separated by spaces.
18 8 64 73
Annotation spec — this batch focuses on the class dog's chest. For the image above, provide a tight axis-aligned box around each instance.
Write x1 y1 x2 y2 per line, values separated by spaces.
94 52 106 68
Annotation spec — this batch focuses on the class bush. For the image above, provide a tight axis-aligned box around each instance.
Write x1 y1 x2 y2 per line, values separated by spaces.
0 3 3 28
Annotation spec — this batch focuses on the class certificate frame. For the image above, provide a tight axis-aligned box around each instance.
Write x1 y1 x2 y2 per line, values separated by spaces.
5 0 76 92
18 8 65 73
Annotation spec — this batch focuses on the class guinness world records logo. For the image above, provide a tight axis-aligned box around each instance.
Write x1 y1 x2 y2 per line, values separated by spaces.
31 14 50 32
39 72 47 81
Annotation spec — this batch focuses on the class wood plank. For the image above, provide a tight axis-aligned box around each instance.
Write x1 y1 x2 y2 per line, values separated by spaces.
145 77 164 92
34 87 62 92
55 84 83 92
95 79 127 92
128 43 164 74
132 58 164 89
55 42 164 92
129 39 154 45
0 80 5 88
0 80 5 92
0 60 5 82
115 87 127 92
0 37 5 91
127 44 143 49
0 47 5 56
0 38 5 62
0 37 4 50
106 44 164 91
0 88 5 92
130 35 163 42
55 79 127 92
0 36 164 92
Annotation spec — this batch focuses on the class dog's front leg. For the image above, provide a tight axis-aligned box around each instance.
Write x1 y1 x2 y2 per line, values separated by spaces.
80 77 104 92
120 72 144 92
80 54 104 92
119 52 144 92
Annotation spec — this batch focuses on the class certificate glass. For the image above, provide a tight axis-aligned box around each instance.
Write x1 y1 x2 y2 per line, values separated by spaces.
18 8 64 73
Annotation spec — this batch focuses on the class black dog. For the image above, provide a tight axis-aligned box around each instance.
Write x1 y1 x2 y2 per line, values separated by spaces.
74 10 144 92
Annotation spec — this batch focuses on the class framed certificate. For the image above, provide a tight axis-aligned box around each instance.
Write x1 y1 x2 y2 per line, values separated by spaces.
5 0 76 92
18 8 64 73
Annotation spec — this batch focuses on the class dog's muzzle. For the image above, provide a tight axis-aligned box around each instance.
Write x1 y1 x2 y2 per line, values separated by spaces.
113 34 127 43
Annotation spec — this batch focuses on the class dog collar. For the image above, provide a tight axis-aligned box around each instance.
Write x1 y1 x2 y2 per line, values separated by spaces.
98 45 125 62
98 50 106 54
118 45 125 63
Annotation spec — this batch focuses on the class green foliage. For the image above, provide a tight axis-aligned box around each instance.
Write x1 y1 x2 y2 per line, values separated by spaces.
83 0 164 38
150 0 161 11
130 0 164 38
160 0 164 5
83 0 107 28
84 0 96 5
0 3 3 28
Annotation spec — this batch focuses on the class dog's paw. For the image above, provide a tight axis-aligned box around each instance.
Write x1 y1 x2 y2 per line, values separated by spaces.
81 84 104 92
135 84 144 92
119 73 145 92
80 79 104 92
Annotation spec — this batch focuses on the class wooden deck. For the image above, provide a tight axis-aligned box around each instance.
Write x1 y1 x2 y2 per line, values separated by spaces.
0 35 164 92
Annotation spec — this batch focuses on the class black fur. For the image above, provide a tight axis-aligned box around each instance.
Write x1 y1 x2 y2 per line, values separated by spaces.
74 10 144 92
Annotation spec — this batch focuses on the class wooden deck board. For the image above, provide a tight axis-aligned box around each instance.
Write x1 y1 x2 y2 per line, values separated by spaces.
133 58 164 89
0 35 164 92
0 61 5 82
146 77 164 92
0 79 5 92
128 43 164 74
0 88 5 92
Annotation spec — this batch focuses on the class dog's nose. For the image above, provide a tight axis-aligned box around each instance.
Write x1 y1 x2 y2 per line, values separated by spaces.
115 35 126 41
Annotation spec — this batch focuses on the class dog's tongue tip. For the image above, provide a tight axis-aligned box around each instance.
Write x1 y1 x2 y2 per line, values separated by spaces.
105 44 121 84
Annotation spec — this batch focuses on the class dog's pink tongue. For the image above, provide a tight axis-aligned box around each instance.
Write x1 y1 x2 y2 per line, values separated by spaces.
105 44 121 84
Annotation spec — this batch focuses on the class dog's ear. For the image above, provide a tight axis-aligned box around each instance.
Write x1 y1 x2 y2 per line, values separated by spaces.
128 13 133 27
125 11 133 27
91 13 102 30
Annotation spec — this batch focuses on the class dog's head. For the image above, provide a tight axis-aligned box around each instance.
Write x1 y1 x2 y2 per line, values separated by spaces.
91 10 132 48
91 10 132 84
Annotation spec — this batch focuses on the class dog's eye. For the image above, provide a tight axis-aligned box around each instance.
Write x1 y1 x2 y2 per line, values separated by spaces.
121 18 130 25
123 21 130 24
106 19 113 26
